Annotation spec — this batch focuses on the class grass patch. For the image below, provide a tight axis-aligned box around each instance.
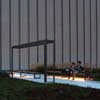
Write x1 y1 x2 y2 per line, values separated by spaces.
0 77 100 100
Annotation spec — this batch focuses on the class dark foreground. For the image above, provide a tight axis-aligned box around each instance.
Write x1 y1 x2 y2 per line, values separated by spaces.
0 77 100 100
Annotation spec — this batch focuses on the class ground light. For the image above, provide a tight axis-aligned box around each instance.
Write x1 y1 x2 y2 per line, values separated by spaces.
10 72 93 82
9 72 100 90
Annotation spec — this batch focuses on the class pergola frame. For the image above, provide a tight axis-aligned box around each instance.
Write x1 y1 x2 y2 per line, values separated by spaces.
10 39 55 83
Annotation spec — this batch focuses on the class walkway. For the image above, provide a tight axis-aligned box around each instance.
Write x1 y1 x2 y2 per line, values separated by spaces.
12 72 100 89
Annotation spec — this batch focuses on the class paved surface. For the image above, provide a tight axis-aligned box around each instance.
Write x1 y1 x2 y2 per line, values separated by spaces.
12 72 100 89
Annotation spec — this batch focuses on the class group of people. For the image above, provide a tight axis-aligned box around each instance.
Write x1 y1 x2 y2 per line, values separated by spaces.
64 61 90 80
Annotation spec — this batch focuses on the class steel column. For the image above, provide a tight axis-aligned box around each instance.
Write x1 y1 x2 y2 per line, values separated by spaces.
11 48 13 78
44 45 47 83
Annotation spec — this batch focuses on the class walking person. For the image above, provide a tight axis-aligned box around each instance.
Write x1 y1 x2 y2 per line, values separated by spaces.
69 62 76 80
75 61 84 73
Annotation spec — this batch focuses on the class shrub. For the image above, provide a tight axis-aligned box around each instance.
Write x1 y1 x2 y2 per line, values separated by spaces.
0 70 9 78
48 65 55 71
35 64 45 73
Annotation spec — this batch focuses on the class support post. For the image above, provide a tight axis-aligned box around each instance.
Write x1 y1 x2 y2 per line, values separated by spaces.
44 45 47 83
53 42 55 83
11 47 13 78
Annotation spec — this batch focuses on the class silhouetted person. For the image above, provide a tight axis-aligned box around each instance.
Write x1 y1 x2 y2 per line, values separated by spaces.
75 61 84 73
84 64 91 80
68 62 76 80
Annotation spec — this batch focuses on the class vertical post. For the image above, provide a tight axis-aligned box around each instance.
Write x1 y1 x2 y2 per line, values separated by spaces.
69 0 71 62
11 47 13 78
53 0 56 83
0 0 2 70
44 45 47 83
36 0 39 63
53 42 55 83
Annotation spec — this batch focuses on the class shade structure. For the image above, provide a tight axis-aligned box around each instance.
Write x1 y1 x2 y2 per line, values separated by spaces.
12 40 54 49
10 39 55 83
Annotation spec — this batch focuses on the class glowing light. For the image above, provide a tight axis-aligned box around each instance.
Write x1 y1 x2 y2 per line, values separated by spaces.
12 72 93 82
48 76 85 82
13 73 33 79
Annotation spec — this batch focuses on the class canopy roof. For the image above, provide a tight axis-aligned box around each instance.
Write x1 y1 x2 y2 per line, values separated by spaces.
12 40 54 49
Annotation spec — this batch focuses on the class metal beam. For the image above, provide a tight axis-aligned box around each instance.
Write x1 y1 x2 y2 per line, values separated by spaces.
12 40 54 49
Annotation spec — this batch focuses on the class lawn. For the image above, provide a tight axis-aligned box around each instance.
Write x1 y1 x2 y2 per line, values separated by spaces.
0 77 100 100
